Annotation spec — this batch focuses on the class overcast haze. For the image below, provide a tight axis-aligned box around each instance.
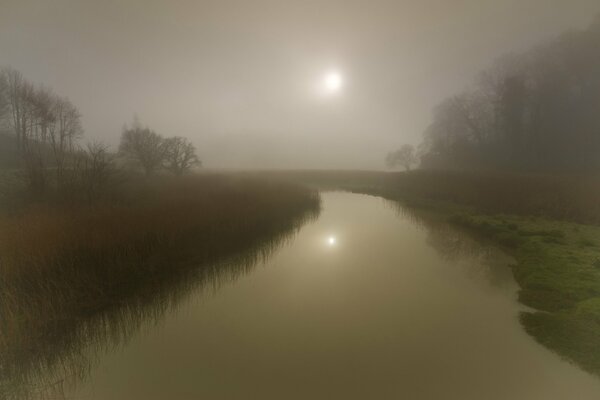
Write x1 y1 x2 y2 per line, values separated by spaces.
1 0 598 169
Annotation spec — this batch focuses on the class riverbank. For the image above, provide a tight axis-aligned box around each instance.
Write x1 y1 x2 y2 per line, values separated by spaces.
264 169 600 375
369 173 600 375
448 211 600 375
0 174 320 397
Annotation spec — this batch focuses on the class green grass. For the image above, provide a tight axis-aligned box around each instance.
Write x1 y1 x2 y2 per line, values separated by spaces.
446 212 600 374
361 177 600 375
446 214 600 310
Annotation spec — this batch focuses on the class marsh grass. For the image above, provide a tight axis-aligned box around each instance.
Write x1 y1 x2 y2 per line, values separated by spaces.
376 170 600 224
260 169 600 224
0 174 320 399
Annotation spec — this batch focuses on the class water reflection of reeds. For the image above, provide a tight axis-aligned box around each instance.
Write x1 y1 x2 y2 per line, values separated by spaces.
0 177 320 400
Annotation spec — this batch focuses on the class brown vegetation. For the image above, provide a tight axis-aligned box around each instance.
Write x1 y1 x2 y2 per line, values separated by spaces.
377 170 600 225
259 169 600 225
0 174 320 397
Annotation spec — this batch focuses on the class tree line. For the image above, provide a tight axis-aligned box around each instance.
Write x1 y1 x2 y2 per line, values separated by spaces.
387 15 600 173
0 67 200 200
419 15 600 173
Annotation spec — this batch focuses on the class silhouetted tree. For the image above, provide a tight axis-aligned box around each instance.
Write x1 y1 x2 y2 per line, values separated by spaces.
80 142 115 202
0 72 7 124
3 67 30 152
0 67 85 194
419 16 600 173
48 95 83 186
386 144 417 171
163 136 200 175
119 122 167 176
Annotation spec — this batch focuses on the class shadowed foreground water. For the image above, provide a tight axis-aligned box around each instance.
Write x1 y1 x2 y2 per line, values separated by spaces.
26 193 600 399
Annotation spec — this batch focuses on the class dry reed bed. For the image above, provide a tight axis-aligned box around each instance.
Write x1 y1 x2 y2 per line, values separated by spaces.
377 171 600 224
258 169 600 224
0 174 320 394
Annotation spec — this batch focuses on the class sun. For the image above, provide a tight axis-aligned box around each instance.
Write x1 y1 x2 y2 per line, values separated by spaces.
322 71 343 94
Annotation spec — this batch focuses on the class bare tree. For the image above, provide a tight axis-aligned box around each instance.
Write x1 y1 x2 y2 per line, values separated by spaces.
80 142 115 202
47 95 83 186
0 67 86 197
30 87 56 144
5 71 49 194
386 144 417 171
3 67 29 151
0 71 7 125
2 68 45 193
163 136 200 175
419 17 600 172
119 122 167 176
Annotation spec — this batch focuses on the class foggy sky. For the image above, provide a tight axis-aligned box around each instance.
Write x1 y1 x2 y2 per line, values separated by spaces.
1 0 598 169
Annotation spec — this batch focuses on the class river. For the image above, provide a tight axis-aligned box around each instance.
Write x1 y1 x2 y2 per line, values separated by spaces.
27 192 600 399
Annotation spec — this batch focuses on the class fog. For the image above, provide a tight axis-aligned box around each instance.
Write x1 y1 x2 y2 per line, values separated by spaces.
1 0 598 169
4 3 600 398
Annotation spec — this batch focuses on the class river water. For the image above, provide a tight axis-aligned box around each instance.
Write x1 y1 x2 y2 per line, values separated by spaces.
36 192 600 399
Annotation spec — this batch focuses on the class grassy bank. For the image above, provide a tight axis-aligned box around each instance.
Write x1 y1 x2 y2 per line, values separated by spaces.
268 169 600 375
0 174 320 396
369 172 600 375
448 212 600 374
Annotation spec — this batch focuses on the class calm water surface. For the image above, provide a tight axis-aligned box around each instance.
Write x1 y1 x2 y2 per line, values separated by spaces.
64 192 600 399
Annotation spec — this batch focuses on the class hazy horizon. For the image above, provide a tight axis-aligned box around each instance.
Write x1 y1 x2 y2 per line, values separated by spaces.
1 0 598 169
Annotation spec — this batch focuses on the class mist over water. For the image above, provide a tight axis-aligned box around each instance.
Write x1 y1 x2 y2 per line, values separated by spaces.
1 0 598 169
3 2 600 398
18 192 599 400
1 202 317 400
